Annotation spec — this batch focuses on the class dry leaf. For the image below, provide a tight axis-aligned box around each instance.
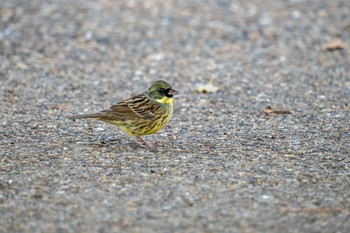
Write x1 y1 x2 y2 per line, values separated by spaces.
323 38 347 51
48 104 69 109
197 77 220 93
264 106 293 115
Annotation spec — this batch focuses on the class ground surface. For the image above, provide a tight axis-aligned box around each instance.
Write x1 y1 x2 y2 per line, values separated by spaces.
0 0 349 232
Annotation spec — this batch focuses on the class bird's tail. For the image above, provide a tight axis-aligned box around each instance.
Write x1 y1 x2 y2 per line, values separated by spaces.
68 114 101 120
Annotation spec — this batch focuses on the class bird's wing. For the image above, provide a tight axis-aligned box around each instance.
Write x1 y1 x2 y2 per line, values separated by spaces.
102 94 158 120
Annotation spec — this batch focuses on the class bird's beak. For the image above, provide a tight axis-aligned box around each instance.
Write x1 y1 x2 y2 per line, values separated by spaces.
168 89 179 96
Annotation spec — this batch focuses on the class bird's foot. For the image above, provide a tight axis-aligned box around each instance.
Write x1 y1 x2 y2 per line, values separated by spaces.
136 136 155 150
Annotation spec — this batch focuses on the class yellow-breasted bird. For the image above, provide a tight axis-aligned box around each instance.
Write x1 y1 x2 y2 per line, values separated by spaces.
68 80 178 148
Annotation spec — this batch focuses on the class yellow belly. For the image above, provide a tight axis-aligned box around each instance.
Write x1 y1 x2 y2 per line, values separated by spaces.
103 107 173 136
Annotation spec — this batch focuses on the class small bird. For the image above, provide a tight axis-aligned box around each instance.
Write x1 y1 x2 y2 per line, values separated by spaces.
68 80 178 148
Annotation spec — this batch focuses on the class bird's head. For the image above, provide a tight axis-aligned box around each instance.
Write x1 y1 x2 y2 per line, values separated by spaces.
146 80 178 104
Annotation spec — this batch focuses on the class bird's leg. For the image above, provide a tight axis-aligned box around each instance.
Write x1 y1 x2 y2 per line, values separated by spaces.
136 136 151 149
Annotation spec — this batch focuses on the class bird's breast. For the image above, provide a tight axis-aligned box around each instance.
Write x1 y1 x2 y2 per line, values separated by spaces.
155 96 173 104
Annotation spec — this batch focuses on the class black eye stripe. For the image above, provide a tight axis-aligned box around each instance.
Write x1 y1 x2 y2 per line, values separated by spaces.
160 88 170 93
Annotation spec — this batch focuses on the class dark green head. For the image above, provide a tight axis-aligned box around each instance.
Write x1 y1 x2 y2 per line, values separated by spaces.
145 80 178 102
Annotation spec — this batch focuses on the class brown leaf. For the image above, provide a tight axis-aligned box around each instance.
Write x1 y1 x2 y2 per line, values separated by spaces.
264 106 293 115
323 38 347 51
48 104 69 109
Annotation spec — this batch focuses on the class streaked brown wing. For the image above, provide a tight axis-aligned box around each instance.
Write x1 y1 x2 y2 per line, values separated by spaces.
101 94 158 120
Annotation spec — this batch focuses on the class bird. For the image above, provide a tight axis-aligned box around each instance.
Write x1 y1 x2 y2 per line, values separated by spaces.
68 80 178 148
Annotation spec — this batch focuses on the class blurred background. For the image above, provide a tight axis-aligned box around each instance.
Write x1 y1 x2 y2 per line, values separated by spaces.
1 1 349 232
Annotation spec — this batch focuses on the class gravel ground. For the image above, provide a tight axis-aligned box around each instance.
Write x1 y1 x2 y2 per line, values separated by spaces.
1 0 349 232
